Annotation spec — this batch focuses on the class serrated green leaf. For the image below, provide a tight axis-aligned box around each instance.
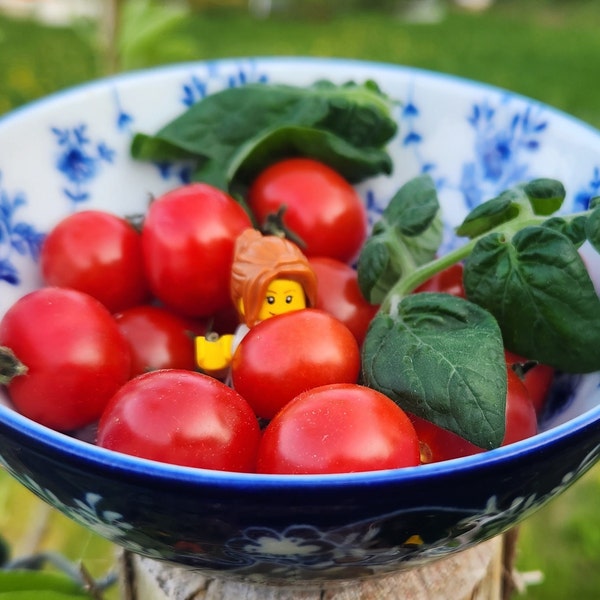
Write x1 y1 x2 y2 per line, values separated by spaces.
361 293 506 449
356 175 442 303
464 226 600 372
356 237 394 304
455 190 519 239
542 215 588 247
585 204 600 253
383 174 439 236
523 178 566 215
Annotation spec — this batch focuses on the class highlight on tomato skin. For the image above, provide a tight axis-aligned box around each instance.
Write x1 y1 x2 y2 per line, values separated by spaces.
96 369 261 473
114 304 196 378
410 368 538 464
247 158 369 264
0 287 132 432
256 383 421 475
40 209 151 313
141 183 253 318
231 309 361 420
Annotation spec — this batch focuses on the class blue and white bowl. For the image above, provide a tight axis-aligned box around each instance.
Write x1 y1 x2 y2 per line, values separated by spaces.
1 57 600 583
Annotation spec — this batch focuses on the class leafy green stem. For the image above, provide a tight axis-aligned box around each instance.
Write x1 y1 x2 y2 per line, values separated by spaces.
380 205 593 315
380 238 477 313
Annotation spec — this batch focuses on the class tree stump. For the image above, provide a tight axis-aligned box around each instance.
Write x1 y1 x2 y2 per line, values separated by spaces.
120 532 517 600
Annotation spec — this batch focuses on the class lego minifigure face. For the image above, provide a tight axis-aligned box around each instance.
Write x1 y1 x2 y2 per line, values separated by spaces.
257 279 306 321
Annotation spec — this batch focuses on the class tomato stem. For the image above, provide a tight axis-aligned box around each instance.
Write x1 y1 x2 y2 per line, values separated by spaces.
0 346 28 385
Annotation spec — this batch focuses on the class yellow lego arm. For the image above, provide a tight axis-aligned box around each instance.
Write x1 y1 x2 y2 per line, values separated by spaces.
195 334 235 373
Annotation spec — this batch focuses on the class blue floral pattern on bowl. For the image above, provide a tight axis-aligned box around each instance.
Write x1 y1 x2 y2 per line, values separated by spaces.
1 57 600 583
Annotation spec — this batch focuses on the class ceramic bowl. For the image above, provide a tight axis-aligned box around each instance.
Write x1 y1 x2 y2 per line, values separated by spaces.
1 57 600 584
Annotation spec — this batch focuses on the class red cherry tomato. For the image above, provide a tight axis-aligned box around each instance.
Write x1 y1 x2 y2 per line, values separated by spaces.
257 383 421 474
0 287 131 431
142 183 252 318
97 369 261 472
114 305 195 378
505 349 554 415
414 263 466 298
231 309 360 420
40 210 150 313
247 158 368 263
410 368 538 463
309 256 378 347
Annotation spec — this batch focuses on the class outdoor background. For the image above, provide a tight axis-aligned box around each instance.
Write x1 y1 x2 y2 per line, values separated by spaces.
1 0 600 598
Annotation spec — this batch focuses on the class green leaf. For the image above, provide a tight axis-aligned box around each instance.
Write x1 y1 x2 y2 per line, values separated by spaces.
464 226 600 373
0 571 87 597
383 173 440 236
541 215 588 247
523 178 566 215
198 124 394 190
585 203 600 253
357 174 442 303
131 79 397 191
361 293 507 449
456 179 566 240
357 237 396 305
130 133 201 162
455 190 518 238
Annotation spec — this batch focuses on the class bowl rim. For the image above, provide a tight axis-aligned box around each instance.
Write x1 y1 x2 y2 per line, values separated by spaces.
1 56 600 489
1 385 598 489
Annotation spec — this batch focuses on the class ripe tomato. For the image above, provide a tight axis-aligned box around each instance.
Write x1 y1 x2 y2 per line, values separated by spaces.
141 183 252 318
505 350 554 415
414 263 465 298
231 309 360 419
308 256 378 347
0 287 131 431
247 158 368 263
114 305 195 378
257 383 421 474
410 368 537 463
40 210 150 313
97 369 261 472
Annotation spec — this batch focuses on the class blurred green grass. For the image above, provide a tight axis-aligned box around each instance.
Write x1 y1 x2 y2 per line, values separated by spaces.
1 1 600 597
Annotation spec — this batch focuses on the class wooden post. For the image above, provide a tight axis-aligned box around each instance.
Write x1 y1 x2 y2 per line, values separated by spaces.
120 533 514 600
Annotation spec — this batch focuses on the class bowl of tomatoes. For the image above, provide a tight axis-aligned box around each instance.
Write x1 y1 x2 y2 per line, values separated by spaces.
1 57 600 584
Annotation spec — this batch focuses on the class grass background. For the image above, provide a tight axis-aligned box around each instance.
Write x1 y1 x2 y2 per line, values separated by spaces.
1 1 600 597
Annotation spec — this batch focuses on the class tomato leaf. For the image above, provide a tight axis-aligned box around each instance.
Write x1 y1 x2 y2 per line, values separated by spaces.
456 179 566 239
541 215 588 247
464 226 600 373
361 293 507 449
585 203 600 254
195 125 394 191
357 174 442 303
131 80 397 190
523 178 566 215
455 190 519 239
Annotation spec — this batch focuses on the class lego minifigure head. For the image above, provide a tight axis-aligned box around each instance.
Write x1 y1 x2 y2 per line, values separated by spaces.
230 229 317 328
